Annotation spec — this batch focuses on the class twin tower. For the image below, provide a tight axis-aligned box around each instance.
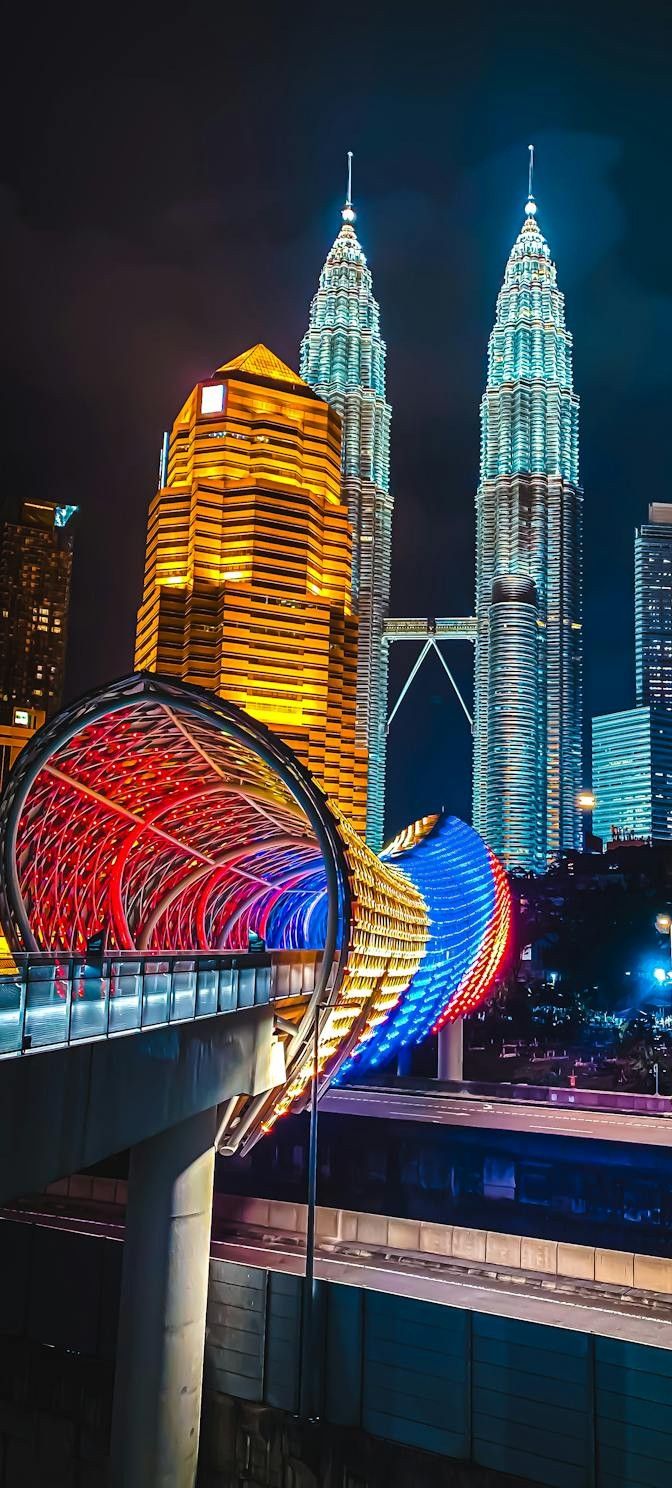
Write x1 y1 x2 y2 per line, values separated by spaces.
135 169 583 871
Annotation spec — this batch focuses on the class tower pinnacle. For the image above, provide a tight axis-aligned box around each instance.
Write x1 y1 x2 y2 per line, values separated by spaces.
342 150 356 224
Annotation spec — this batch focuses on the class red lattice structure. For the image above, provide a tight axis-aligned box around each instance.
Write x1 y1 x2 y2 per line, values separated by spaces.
7 695 326 956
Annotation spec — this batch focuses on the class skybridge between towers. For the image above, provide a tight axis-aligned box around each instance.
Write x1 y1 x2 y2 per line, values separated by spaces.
383 615 477 733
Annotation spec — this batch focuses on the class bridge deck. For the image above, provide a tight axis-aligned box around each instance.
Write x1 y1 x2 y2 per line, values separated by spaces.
383 616 477 642
0 949 320 1059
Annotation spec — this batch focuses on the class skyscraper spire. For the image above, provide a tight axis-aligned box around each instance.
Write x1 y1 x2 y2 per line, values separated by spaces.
527 142 535 209
300 168 393 848
343 149 355 222
472 166 583 870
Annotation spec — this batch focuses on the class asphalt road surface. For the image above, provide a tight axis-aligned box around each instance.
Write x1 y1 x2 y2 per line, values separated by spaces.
320 1085 672 1146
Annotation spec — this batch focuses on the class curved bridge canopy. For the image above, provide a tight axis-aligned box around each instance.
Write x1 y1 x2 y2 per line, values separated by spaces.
0 675 428 1152
337 813 512 1081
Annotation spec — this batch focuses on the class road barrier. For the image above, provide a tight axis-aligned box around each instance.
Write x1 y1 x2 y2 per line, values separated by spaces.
214 1192 672 1296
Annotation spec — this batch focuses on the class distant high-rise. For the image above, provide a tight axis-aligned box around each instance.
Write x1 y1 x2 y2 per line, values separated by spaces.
473 160 583 871
592 706 672 844
0 704 44 794
135 343 367 831
635 503 672 709
300 158 392 848
0 499 76 718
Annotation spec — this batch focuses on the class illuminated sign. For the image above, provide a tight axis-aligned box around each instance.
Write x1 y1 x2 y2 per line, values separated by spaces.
12 710 30 727
201 384 225 415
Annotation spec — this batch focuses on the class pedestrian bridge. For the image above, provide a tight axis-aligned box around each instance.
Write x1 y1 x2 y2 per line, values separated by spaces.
0 672 434 1188
0 673 513 1487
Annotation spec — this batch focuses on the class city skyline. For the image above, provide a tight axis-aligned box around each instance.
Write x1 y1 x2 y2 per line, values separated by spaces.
4 14 672 1486
11 166 637 849
2 5 670 837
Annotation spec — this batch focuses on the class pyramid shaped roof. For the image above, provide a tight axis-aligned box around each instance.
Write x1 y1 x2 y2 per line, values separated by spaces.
215 344 306 385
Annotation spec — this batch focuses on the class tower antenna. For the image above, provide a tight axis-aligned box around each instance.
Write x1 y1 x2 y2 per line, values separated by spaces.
342 151 356 223
528 143 534 200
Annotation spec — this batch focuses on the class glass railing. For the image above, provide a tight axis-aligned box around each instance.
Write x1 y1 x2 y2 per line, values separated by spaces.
0 949 321 1058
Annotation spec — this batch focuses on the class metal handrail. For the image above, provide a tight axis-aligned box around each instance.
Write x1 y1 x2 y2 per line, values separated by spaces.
0 948 325 1060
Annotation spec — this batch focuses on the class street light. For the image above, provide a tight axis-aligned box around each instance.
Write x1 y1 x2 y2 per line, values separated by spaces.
655 913 672 965
576 790 595 851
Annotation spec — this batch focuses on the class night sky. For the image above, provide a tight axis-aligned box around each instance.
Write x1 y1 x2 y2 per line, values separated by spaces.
2 3 671 836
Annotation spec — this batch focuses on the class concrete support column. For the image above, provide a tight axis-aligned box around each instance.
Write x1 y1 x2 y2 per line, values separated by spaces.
438 1018 463 1081
396 1045 413 1077
110 1106 217 1488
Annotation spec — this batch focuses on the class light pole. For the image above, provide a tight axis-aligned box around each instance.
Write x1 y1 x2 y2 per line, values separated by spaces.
300 1000 326 1421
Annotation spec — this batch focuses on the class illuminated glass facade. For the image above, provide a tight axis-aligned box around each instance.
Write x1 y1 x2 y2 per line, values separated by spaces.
300 186 392 849
635 504 672 709
592 706 672 844
0 499 76 718
473 193 583 871
134 344 368 833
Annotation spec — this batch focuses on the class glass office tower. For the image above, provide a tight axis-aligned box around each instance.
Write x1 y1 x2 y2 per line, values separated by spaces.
473 187 583 871
301 175 392 849
635 503 672 709
592 706 672 844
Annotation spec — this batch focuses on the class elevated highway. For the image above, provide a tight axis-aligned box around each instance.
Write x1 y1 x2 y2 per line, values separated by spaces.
9 1184 672 1349
322 1081 672 1146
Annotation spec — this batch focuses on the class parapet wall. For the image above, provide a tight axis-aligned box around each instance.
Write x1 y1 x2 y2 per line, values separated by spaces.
215 1191 672 1295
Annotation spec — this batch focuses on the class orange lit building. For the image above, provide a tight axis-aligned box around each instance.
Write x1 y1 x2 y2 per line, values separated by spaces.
135 345 367 830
